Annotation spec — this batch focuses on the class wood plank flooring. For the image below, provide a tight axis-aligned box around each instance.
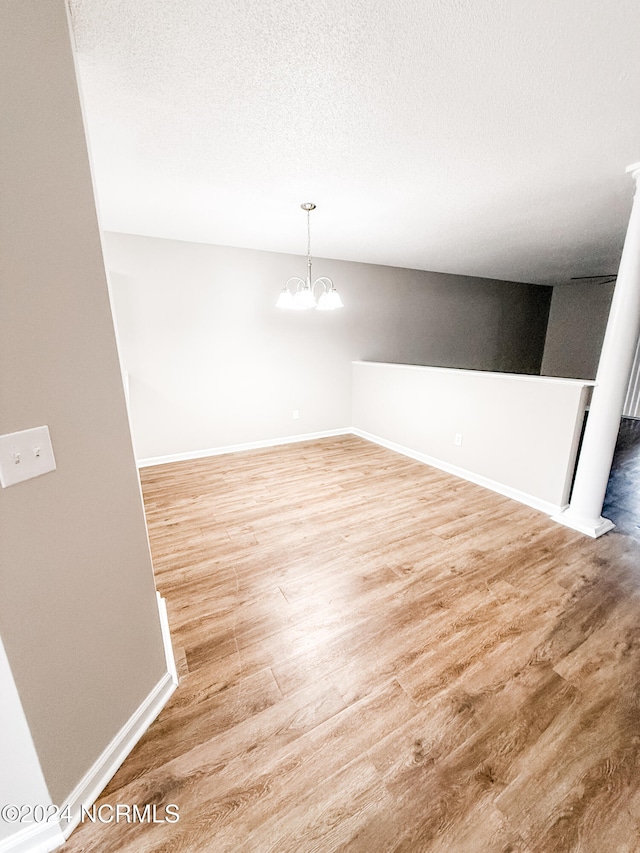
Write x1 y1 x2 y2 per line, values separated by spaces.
62 435 640 852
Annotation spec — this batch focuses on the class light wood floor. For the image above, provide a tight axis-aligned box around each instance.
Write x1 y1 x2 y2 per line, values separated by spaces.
63 435 640 852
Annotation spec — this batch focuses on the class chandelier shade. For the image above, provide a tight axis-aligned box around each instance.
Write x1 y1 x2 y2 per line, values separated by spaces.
276 203 343 311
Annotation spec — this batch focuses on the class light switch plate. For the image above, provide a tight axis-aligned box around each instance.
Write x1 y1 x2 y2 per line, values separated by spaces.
0 426 57 488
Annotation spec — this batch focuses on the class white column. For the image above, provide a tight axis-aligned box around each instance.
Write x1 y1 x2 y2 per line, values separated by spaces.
553 163 640 537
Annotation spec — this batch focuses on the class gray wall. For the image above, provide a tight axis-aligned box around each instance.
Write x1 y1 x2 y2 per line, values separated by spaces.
104 232 551 460
541 281 615 379
0 0 166 804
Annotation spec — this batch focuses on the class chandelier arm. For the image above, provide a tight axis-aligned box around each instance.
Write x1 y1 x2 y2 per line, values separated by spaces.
313 276 333 293
286 276 306 292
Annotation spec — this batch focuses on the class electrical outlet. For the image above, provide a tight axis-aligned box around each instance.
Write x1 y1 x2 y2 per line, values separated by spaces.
454 433 463 447
292 410 300 420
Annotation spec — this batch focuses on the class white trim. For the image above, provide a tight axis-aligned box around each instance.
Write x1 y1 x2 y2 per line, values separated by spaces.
352 360 597 388
137 428 351 468
157 593 178 687
0 661 175 853
0 822 64 853
60 670 176 840
351 428 566 517
550 511 616 539
138 426 567 516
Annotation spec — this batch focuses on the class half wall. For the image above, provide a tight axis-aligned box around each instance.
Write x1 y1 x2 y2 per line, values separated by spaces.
352 361 594 514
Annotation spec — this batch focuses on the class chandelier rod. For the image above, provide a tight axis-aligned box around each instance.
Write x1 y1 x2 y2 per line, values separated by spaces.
275 202 343 310
301 202 316 286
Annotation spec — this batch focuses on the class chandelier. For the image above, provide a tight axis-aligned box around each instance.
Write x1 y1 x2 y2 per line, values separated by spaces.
276 203 344 310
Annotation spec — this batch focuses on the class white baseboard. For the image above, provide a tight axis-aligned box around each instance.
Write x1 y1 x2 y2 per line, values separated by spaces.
0 822 64 853
0 667 175 853
157 592 179 686
352 428 566 517
550 510 616 538
137 428 351 468
59 669 176 841
138 426 565 517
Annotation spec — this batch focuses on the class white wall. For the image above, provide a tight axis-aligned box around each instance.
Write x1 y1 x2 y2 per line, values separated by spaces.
103 232 552 461
0 635 64 850
352 361 593 512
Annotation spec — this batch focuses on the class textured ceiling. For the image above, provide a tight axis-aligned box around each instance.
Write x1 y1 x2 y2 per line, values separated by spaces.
68 0 640 285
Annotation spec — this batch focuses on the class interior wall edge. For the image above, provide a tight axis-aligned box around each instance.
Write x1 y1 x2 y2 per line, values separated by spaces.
138 421 567 518
136 428 352 468
59 670 176 841
351 428 567 517
0 635 63 853
103 230 550 461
